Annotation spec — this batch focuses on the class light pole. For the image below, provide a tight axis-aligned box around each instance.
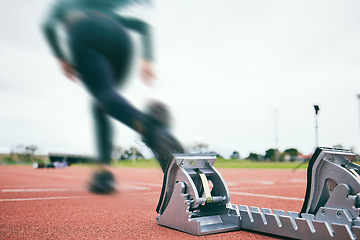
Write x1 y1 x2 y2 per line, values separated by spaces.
272 108 279 161
314 105 320 148
273 108 279 150
357 95 360 152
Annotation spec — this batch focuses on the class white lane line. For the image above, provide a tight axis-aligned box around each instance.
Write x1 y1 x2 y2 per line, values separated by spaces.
0 169 86 180
1 184 153 193
0 196 88 202
290 179 307 183
229 180 278 184
129 192 160 196
230 184 304 191
1 188 69 192
260 181 274 185
231 191 304 201
0 185 70 188
225 182 238 187
24 172 85 180
230 186 280 191
127 182 162 187
118 185 150 190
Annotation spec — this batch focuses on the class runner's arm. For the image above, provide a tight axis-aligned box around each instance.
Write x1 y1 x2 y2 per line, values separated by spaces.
116 15 153 61
42 3 65 60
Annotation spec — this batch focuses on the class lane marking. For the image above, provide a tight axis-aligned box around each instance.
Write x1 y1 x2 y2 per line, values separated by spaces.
230 184 304 191
0 169 86 180
225 182 238 186
0 183 154 193
0 184 74 188
128 192 160 196
0 196 88 202
1 188 68 192
231 191 304 201
118 185 150 190
260 181 274 185
290 179 307 183
21 172 85 180
230 180 277 184
127 182 162 187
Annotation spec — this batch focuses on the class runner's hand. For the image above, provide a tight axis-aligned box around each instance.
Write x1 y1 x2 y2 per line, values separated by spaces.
141 59 156 87
58 60 77 82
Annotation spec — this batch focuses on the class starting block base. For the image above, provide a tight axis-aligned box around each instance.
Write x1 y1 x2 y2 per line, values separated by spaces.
157 181 239 235
156 154 240 235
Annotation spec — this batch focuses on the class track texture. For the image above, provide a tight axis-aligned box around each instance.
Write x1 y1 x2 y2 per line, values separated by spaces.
0 166 306 239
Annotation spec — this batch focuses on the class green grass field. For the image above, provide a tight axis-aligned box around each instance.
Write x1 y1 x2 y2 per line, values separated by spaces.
108 158 309 169
0 157 309 169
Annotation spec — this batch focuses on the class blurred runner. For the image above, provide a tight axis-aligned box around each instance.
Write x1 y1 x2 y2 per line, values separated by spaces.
42 0 184 194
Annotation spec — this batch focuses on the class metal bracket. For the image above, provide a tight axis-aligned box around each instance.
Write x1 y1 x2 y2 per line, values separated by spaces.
156 154 240 235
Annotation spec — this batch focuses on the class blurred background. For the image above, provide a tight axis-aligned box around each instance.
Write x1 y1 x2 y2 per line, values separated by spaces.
0 0 360 162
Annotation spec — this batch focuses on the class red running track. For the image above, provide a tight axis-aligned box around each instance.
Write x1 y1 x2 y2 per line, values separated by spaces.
0 165 307 239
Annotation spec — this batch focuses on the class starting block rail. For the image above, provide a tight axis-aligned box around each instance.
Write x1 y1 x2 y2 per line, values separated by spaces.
156 148 360 239
239 205 360 239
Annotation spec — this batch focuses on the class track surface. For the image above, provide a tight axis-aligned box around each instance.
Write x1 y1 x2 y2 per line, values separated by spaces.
0 165 307 239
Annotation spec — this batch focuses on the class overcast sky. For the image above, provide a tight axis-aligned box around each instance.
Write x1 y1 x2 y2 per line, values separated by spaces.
0 0 360 158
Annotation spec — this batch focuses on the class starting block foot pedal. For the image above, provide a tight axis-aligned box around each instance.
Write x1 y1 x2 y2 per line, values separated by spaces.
156 154 240 235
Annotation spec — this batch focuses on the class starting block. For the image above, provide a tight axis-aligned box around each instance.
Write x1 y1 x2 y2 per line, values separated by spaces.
156 154 240 235
156 148 360 239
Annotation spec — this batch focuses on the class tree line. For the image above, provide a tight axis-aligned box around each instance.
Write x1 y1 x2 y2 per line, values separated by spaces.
4 143 356 163
243 148 303 162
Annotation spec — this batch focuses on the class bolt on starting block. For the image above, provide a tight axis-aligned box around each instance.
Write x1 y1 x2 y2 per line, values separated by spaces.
156 148 360 239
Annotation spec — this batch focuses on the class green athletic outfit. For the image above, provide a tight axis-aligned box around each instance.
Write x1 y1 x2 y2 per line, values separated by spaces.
43 0 153 62
42 0 183 172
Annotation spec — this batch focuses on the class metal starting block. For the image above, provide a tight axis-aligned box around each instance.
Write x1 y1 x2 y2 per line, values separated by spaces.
156 154 240 235
239 147 360 239
156 148 360 239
